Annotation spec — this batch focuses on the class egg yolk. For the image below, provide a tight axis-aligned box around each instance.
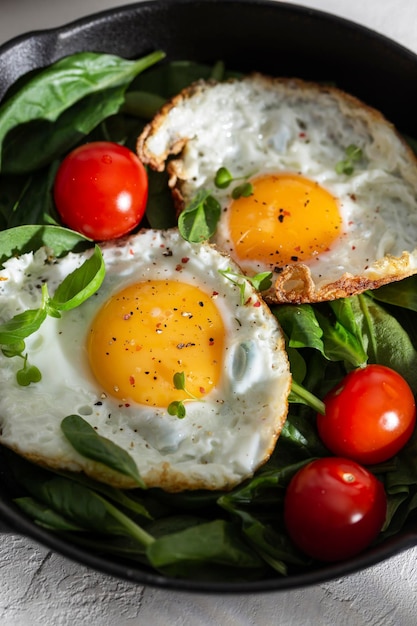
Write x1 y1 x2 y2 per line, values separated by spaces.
87 280 225 407
228 173 342 267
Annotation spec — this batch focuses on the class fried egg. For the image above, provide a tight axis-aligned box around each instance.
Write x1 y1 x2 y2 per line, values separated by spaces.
0 229 291 491
138 74 417 303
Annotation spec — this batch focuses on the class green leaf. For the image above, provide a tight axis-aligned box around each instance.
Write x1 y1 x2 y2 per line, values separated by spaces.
61 414 145 488
178 190 221 242
335 144 363 176
1 339 25 357
273 304 324 353
289 380 326 414
50 245 105 311
316 298 368 367
145 169 177 229
167 401 187 419
0 50 165 172
16 363 42 386
214 167 233 189
173 371 186 390
147 519 264 572
357 294 417 393
2 161 59 226
231 181 253 199
0 308 47 345
0 224 91 267
3 87 129 174
122 90 166 120
370 276 417 312
248 271 273 292
15 496 84 531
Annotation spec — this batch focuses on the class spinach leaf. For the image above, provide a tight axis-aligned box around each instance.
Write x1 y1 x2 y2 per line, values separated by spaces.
274 299 367 367
132 60 240 100
15 496 84 531
315 305 367 367
61 414 145 488
273 304 324 353
3 162 60 227
369 277 417 313
3 87 129 173
0 50 165 172
356 295 417 392
146 519 265 576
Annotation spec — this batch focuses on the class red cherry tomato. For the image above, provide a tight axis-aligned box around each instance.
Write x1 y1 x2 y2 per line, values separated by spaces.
317 364 416 465
54 141 148 241
284 457 387 562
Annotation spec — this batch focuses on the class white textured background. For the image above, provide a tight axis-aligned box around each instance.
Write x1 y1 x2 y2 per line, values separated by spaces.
2 1 417 624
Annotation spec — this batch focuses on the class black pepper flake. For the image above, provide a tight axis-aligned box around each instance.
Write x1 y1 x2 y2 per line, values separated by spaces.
278 214 284 223
291 256 299 262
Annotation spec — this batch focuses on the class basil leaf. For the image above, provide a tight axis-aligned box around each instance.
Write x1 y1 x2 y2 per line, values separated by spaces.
0 308 47 345
50 245 105 311
0 224 91 267
0 50 165 172
178 190 221 242
61 414 145 488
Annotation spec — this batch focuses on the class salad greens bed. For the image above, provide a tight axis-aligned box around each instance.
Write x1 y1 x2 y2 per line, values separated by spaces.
1 51 417 583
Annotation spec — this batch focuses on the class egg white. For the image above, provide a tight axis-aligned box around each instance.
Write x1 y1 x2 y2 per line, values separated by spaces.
138 74 417 303
0 229 291 491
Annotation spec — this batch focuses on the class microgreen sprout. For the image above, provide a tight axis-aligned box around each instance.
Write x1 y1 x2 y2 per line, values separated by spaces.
335 144 363 176
167 371 201 418
218 267 273 304
214 167 254 198
1 342 42 386
0 245 105 386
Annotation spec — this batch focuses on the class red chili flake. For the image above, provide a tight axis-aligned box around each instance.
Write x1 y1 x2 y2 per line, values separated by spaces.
129 376 135 386
212 291 219 297
245 297 252 305
129 248 135 256
125 403 130 408
175 264 183 271
253 301 261 308
352 246 356 250
181 257 190 264
200 387 206 394
299 132 306 138
294 246 301 252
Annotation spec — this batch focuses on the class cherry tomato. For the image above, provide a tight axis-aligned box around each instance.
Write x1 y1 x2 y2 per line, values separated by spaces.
54 141 148 241
317 364 416 465
284 457 387 562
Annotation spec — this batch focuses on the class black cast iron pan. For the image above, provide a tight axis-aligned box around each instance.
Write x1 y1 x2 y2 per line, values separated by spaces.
1 0 417 593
